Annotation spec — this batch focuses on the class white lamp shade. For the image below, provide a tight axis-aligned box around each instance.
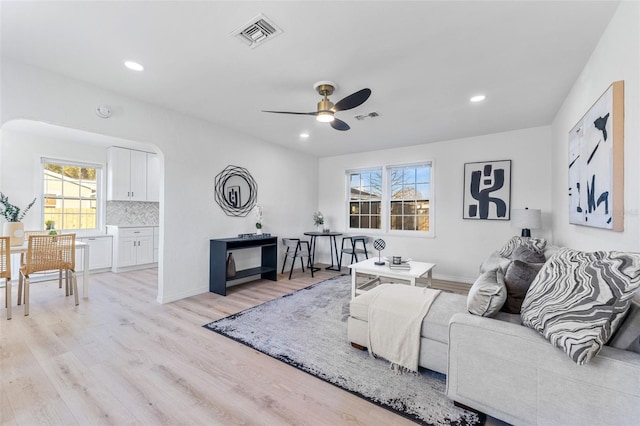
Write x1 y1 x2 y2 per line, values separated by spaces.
511 209 541 230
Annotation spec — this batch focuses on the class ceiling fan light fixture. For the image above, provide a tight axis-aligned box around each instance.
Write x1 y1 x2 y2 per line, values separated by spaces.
316 111 335 123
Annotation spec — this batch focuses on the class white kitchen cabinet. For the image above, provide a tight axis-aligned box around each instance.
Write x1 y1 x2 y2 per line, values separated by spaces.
107 226 156 272
146 153 160 202
106 147 148 201
75 235 113 272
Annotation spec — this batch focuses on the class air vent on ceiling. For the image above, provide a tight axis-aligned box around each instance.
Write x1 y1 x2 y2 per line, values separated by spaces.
231 13 283 48
355 112 380 121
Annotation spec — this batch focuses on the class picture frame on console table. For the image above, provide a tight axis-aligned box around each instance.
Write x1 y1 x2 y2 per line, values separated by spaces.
463 160 511 220
568 80 624 231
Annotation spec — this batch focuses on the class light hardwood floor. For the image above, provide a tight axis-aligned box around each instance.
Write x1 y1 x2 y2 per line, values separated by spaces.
1 266 476 425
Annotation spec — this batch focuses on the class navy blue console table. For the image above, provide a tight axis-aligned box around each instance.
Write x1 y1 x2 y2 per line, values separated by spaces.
209 236 278 296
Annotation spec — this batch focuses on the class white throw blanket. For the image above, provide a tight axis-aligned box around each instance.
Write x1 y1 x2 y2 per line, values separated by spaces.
367 284 441 373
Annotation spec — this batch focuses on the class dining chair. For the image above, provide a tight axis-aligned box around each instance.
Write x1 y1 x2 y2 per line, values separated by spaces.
338 236 370 272
281 238 313 280
22 230 65 291
18 233 78 316
1 237 12 320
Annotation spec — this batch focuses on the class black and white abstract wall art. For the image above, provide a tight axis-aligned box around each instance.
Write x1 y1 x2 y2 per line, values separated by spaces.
568 81 624 231
463 160 511 220
214 165 258 217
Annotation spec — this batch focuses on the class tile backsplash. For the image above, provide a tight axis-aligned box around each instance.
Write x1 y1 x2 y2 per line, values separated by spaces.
106 201 159 226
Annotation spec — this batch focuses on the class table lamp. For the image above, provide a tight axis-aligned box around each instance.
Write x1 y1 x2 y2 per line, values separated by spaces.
511 207 541 237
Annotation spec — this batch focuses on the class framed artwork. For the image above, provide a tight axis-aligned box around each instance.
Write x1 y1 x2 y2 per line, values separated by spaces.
463 160 511 220
568 81 624 231
214 165 258 217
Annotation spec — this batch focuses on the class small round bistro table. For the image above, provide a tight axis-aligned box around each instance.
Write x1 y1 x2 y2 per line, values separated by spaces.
303 231 343 272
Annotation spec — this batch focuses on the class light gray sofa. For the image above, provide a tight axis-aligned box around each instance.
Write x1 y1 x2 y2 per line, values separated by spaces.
446 307 640 426
348 245 640 426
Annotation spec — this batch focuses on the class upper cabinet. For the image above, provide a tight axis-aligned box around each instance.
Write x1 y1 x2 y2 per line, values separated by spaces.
107 146 159 202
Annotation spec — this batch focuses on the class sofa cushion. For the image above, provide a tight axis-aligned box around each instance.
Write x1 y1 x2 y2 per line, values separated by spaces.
467 268 507 317
510 245 546 263
496 236 546 258
608 293 640 354
502 260 543 314
521 248 640 365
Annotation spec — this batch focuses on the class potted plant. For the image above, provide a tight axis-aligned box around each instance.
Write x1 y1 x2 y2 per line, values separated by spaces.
0 192 36 246
254 204 263 235
313 211 324 231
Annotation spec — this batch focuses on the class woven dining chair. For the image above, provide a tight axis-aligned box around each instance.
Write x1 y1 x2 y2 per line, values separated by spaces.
21 230 66 291
1 237 12 320
17 234 78 316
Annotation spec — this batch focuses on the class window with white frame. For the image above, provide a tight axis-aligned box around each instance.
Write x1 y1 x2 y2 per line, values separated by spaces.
42 158 102 231
347 162 433 234
348 168 382 229
388 164 431 232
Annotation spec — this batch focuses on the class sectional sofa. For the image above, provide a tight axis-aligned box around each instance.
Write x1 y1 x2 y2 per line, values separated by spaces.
348 237 640 425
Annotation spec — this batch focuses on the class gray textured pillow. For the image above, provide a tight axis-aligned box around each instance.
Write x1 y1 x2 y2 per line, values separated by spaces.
521 248 640 365
502 260 542 314
497 236 546 258
467 268 507 317
510 245 546 263
608 297 640 354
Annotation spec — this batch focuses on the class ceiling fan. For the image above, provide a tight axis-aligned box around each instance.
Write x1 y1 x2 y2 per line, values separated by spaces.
262 81 371 131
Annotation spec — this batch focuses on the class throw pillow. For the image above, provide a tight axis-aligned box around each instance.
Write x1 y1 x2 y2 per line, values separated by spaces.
467 268 507 317
510 245 546 264
496 236 546 258
521 248 640 365
502 260 542 314
608 295 640 354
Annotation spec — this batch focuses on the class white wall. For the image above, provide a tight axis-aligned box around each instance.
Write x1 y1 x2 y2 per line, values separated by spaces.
551 1 640 252
319 126 553 283
1 60 319 303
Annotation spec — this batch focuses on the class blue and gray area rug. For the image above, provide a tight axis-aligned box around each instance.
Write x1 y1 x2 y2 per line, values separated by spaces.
204 275 480 426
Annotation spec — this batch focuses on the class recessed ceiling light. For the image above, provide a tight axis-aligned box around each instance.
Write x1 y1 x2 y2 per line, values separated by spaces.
300 133 310 139
470 95 486 103
124 61 144 71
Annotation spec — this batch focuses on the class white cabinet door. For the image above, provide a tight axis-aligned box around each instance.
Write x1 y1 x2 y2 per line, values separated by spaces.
117 236 138 267
146 153 160 202
107 147 132 201
76 236 113 271
136 235 154 265
129 149 147 201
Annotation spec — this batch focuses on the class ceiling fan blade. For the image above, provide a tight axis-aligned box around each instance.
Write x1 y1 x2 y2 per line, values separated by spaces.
262 110 317 116
331 118 350 131
333 88 371 112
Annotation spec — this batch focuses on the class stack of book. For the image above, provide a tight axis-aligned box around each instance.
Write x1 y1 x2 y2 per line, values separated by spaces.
388 262 411 270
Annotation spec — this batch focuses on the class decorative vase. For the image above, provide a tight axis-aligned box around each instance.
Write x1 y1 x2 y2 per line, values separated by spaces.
256 228 263 235
226 252 236 278
3 221 24 246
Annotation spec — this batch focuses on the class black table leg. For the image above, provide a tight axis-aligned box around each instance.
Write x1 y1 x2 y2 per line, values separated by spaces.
309 235 320 273
325 235 341 271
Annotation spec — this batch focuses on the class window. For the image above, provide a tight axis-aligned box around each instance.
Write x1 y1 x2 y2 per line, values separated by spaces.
347 162 433 235
389 164 431 231
348 169 382 229
42 158 102 231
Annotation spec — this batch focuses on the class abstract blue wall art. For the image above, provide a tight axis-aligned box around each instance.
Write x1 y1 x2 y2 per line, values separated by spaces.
463 160 511 220
568 81 624 231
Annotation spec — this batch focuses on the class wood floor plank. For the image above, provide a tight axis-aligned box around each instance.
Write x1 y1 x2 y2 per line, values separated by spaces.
1 264 469 425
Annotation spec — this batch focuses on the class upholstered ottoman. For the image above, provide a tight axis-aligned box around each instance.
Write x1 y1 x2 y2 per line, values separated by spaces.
347 284 468 374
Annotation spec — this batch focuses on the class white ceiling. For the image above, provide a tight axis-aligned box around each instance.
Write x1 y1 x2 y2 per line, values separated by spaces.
1 1 620 157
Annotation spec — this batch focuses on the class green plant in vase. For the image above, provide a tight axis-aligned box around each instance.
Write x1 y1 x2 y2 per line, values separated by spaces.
0 191 37 246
